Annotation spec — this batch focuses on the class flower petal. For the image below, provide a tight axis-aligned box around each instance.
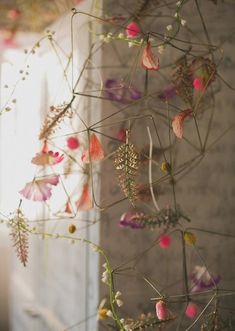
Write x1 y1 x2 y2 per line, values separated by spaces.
126 22 140 37
32 150 64 166
81 133 105 163
142 42 159 71
155 300 168 320
76 183 93 211
172 109 192 139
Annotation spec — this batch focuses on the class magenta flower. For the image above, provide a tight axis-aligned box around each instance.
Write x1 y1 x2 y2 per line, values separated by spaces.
119 210 145 229
155 300 168 320
126 22 140 37
19 175 59 201
185 303 198 319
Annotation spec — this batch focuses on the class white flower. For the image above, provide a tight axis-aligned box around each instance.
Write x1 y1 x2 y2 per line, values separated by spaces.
106 310 113 318
115 291 122 298
101 270 109 284
181 19 187 26
116 299 123 307
166 24 173 31
118 33 124 39
158 45 165 54
102 262 107 268
176 1 181 6
128 42 134 48
174 12 178 18
99 34 105 40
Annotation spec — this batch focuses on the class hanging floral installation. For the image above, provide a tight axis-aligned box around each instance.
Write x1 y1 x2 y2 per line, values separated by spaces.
0 0 235 330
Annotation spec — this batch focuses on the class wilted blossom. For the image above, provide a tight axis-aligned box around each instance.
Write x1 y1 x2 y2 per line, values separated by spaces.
172 108 192 139
105 79 141 104
81 133 105 163
119 210 145 229
142 42 159 71
191 265 220 293
19 174 59 201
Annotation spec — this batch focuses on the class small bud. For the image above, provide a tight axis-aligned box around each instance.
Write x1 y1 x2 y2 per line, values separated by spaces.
155 300 168 320
68 224 76 234
184 232 196 245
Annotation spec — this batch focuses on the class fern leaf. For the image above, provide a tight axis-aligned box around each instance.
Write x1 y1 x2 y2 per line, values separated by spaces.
9 209 29 267
114 140 139 205
39 97 75 140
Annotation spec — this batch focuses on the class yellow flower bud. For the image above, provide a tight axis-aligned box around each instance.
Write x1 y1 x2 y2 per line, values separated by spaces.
98 308 109 320
68 224 76 234
161 162 171 173
184 232 196 245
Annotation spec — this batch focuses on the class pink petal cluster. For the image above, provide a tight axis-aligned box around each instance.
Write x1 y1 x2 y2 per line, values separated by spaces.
67 136 80 150
172 108 192 139
155 300 168 320
126 22 140 37
185 302 198 319
159 234 171 249
31 150 64 166
81 133 105 163
19 175 59 201
142 42 159 71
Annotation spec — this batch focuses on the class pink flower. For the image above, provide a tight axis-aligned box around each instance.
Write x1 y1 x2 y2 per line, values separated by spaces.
142 42 159 71
155 300 168 320
116 128 126 142
64 201 73 214
76 183 93 210
193 78 205 92
172 109 192 139
31 150 64 166
67 136 80 150
81 133 105 163
185 303 198 319
126 22 140 37
159 234 171 249
19 175 59 201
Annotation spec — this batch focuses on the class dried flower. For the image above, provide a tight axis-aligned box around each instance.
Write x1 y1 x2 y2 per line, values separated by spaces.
68 224 76 234
106 310 114 318
142 42 160 71
155 300 168 320
31 150 64 166
97 308 109 320
185 302 198 319
19 175 59 201
159 234 171 248
81 133 105 163
181 19 187 26
191 265 220 293
67 136 80 150
126 22 140 37
116 299 124 307
119 210 145 229
160 161 171 173
104 79 141 104
172 109 192 139
166 24 173 31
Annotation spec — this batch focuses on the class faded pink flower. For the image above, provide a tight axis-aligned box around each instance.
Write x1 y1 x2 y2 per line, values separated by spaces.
31 150 64 166
76 183 93 211
172 109 192 139
81 133 105 163
126 22 140 37
19 175 59 201
155 300 168 320
185 302 198 319
142 42 159 71
159 234 171 249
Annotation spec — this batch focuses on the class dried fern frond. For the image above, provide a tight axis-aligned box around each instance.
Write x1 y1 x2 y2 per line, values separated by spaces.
172 56 193 105
114 134 139 206
39 97 75 140
126 207 190 230
9 209 29 267
122 312 175 330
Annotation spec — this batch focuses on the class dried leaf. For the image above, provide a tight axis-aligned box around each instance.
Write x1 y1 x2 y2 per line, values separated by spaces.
114 137 139 205
9 209 29 267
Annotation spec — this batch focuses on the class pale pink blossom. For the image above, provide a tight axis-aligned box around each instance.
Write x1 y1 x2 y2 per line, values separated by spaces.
76 183 93 210
19 175 59 201
31 150 64 166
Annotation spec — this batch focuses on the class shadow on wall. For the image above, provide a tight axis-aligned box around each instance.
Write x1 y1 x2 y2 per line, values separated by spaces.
0 240 10 331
